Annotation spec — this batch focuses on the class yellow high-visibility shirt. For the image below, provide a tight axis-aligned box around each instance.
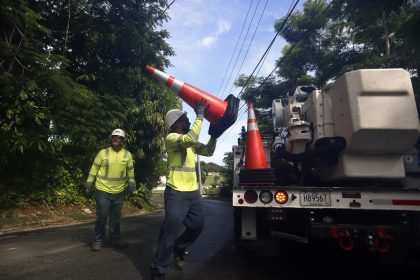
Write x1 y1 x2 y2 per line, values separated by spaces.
165 117 216 191
86 147 135 194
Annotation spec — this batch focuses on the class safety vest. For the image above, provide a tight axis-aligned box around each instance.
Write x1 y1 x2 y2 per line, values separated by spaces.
87 147 135 194
165 117 216 191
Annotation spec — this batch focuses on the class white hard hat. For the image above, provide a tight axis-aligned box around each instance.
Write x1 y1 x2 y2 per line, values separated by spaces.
111 128 125 138
164 109 187 129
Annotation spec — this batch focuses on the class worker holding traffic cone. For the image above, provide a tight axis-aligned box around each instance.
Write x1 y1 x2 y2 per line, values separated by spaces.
245 103 268 169
150 99 217 280
145 65 239 139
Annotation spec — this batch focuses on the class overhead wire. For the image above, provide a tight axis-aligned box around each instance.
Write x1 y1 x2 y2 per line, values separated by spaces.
236 42 298 113
229 0 301 120
215 0 256 99
220 0 264 99
235 0 301 100
227 0 269 96
216 0 302 144
237 0 334 112
203 0 265 132
218 0 335 144
144 0 176 34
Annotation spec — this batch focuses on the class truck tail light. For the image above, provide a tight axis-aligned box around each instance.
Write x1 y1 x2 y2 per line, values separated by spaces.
244 190 258 204
259 190 273 204
274 191 288 204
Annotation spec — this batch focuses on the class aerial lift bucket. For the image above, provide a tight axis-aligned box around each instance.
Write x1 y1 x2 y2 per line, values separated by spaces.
145 65 239 126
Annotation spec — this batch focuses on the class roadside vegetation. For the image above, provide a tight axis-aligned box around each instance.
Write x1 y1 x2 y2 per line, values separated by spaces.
0 0 178 210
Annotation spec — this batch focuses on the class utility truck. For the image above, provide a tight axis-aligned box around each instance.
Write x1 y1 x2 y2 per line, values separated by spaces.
232 68 420 260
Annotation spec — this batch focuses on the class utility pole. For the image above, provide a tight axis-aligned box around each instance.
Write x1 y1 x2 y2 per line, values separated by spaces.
197 155 202 196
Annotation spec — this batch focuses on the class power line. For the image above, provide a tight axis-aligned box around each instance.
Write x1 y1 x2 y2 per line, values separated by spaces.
221 0 264 98
235 0 301 100
216 0 301 143
215 0 256 98
227 0 269 96
236 41 298 113
219 0 336 143
144 0 176 34
203 0 264 132
241 0 335 102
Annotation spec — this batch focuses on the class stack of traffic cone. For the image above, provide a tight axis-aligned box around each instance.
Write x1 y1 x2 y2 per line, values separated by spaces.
245 103 268 169
145 65 236 125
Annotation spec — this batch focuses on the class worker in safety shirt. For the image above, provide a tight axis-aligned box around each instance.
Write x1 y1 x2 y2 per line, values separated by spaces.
84 128 135 252
150 99 216 280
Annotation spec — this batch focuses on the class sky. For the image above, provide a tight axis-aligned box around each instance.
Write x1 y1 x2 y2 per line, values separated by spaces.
160 0 302 165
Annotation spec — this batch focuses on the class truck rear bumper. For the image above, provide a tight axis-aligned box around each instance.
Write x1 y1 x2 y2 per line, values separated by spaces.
235 206 420 253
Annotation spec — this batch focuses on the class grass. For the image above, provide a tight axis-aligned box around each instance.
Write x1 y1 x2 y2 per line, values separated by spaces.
0 202 158 234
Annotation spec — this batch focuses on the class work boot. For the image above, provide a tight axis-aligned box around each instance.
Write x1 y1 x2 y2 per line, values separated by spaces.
91 242 102 252
112 240 129 249
150 267 165 280
173 248 189 270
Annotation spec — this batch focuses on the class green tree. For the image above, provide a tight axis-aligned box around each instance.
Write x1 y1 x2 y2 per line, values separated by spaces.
198 161 207 184
219 151 234 197
204 162 225 173
41 0 179 193
241 0 420 118
274 0 420 91
0 0 179 208
0 0 100 207
211 175 220 188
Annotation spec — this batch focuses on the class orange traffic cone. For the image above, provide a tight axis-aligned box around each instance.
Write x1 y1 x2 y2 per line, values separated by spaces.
145 65 238 125
245 103 268 169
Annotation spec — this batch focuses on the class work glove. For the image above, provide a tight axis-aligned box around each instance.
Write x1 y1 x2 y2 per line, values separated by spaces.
194 98 208 119
127 183 135 195
84 183 94 198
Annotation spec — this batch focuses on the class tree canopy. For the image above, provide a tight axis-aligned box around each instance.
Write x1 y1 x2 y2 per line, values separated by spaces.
0 0 179 208
240 0 420 130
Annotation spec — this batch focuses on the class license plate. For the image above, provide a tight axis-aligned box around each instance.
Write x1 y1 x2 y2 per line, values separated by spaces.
299 192 331 206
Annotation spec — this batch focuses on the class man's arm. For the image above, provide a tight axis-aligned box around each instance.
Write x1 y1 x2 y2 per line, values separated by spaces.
195 137 217 156
86 151 103 183
84 150 102 197
166 117 204 149
166 98 207 149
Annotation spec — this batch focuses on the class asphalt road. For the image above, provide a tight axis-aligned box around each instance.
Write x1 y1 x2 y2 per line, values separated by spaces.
0 199 233 280
0 199 419 280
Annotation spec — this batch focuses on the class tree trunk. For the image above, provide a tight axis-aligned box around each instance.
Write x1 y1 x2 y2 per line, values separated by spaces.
383 12 390 58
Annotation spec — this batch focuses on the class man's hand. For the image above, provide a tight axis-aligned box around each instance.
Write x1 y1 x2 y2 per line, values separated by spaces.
194 98 208 118
127 183 135 195
84 183 94 198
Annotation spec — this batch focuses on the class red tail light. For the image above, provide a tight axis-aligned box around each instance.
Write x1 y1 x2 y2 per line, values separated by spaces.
244 190 258 204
